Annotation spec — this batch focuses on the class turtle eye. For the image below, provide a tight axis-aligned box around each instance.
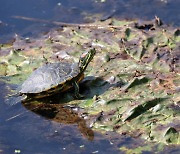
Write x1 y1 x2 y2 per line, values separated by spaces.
79 57 85 66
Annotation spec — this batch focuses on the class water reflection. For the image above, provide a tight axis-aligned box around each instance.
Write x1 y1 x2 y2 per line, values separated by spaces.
23 102 94 141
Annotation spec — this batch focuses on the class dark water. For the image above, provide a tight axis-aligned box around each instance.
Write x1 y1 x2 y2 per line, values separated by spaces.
0 0 180 153
0 0 180 43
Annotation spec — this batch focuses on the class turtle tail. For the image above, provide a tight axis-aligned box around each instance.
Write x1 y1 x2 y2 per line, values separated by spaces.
4 93 26 106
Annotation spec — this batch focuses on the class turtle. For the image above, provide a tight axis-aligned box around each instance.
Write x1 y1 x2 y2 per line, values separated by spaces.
7 48 96 105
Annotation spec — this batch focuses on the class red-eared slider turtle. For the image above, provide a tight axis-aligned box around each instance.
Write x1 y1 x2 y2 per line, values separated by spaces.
7 49 96 104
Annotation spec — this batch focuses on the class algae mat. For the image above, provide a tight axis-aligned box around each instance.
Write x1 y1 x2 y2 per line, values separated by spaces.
0 18 179 152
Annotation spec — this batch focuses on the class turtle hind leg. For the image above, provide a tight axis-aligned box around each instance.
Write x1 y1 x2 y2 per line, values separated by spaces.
72 81 84 99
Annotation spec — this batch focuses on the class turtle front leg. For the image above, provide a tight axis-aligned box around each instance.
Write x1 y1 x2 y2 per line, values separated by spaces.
72 81 84 99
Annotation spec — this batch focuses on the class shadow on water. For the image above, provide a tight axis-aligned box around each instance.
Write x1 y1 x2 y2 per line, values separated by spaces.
80 76 120 99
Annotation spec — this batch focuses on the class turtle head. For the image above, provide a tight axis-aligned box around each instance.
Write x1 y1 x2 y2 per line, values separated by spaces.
79 48 96 72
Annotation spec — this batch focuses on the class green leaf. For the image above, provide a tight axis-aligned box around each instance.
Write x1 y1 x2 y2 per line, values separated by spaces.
164 127 179 144
122 76 149 91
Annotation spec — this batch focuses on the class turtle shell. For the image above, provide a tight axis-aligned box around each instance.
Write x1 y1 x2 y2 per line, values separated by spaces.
20 62 80 95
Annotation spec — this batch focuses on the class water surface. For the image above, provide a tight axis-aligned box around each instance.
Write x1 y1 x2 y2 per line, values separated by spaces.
0 0 180 42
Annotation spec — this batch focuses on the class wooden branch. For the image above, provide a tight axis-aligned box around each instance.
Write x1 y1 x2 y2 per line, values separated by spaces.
12 15 124 29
